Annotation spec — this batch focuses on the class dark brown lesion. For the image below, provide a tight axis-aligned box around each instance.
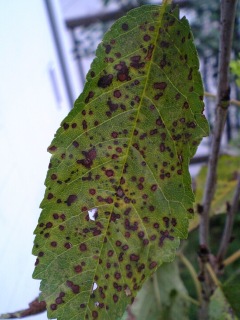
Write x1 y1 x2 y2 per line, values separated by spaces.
114 61 131 82
97 74 113 88
65 194 78 206
77 147 97 169
130 55 145 69
122 23 129 31
159 230 174 246
85 91 94 103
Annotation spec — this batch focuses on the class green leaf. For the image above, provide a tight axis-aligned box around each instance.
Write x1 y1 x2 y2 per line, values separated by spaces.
209 288 238 320
121 261 190 320
230 54 240 87
189 155 240 231
32 4 208 319
222 272 240 318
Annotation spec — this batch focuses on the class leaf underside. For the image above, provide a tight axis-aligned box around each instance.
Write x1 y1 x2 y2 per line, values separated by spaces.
32 4 208 320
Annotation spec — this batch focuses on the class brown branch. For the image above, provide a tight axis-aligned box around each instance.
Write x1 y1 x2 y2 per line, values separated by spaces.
0 298 46 319
65 0 190 29
217 173 240 264
205 91 240 107
198 1 238 318
199 0 238 249
65 7 129 28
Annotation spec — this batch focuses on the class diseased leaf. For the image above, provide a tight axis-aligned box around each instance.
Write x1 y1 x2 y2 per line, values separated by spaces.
189 155 240 231
121 261 190 320
32 4 208 319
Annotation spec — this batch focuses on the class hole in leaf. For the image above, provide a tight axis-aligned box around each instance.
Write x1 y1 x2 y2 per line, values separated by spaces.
124 287 132 296
92 282 98 293
88 208 98 221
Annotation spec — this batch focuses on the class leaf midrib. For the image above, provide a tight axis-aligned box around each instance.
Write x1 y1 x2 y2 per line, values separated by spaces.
84 4 168 318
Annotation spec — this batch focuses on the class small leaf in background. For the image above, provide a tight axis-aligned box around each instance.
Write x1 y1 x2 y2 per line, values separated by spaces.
222 272 240 318
189 155 240 231
230 54 240 87
121 262 190 320
209 288 238 320
32 3 208 319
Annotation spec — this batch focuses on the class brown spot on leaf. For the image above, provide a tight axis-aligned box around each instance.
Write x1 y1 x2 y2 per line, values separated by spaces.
130 254 139 262
74 265 82 273
115 61 130 82
122 23 129 31
63 123 69 130
175 93 181 100
143 34 151 41
149 261 157 269
160 56 167 69
98 74 113 88
105 169 114 177
51 174 57 180
64 242 72 249
113 294 119 303
79 243 87 251
144 44 154 61
50 304 57 310
160 40 170 48
85 91 94 103
78 147 97 169
51 241 57 247
130 55 145 69
66 194 78 206
107 100 118 112
48 145 57 152
104 44 112 54
160 143 166 152
108 250 114 257
163 217 170 228
92 310 98 318
116 186 124 198
159 230 174 246
72 141 79 148
113 90 121 98
188 68 193 80
89 188 96 195
154 82 167 90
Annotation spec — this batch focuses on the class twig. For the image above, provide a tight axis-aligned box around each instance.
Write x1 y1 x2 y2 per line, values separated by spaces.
178 253 202 304
0 298 46 319
217 173 240 264
205 263 221 288
199 1 238 318
180 293 200 306
205 91 240 107
199 0 238 250
223 249 240 267
153 272 161 310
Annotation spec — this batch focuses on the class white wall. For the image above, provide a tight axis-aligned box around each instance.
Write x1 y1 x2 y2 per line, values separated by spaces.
0 1 71 318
